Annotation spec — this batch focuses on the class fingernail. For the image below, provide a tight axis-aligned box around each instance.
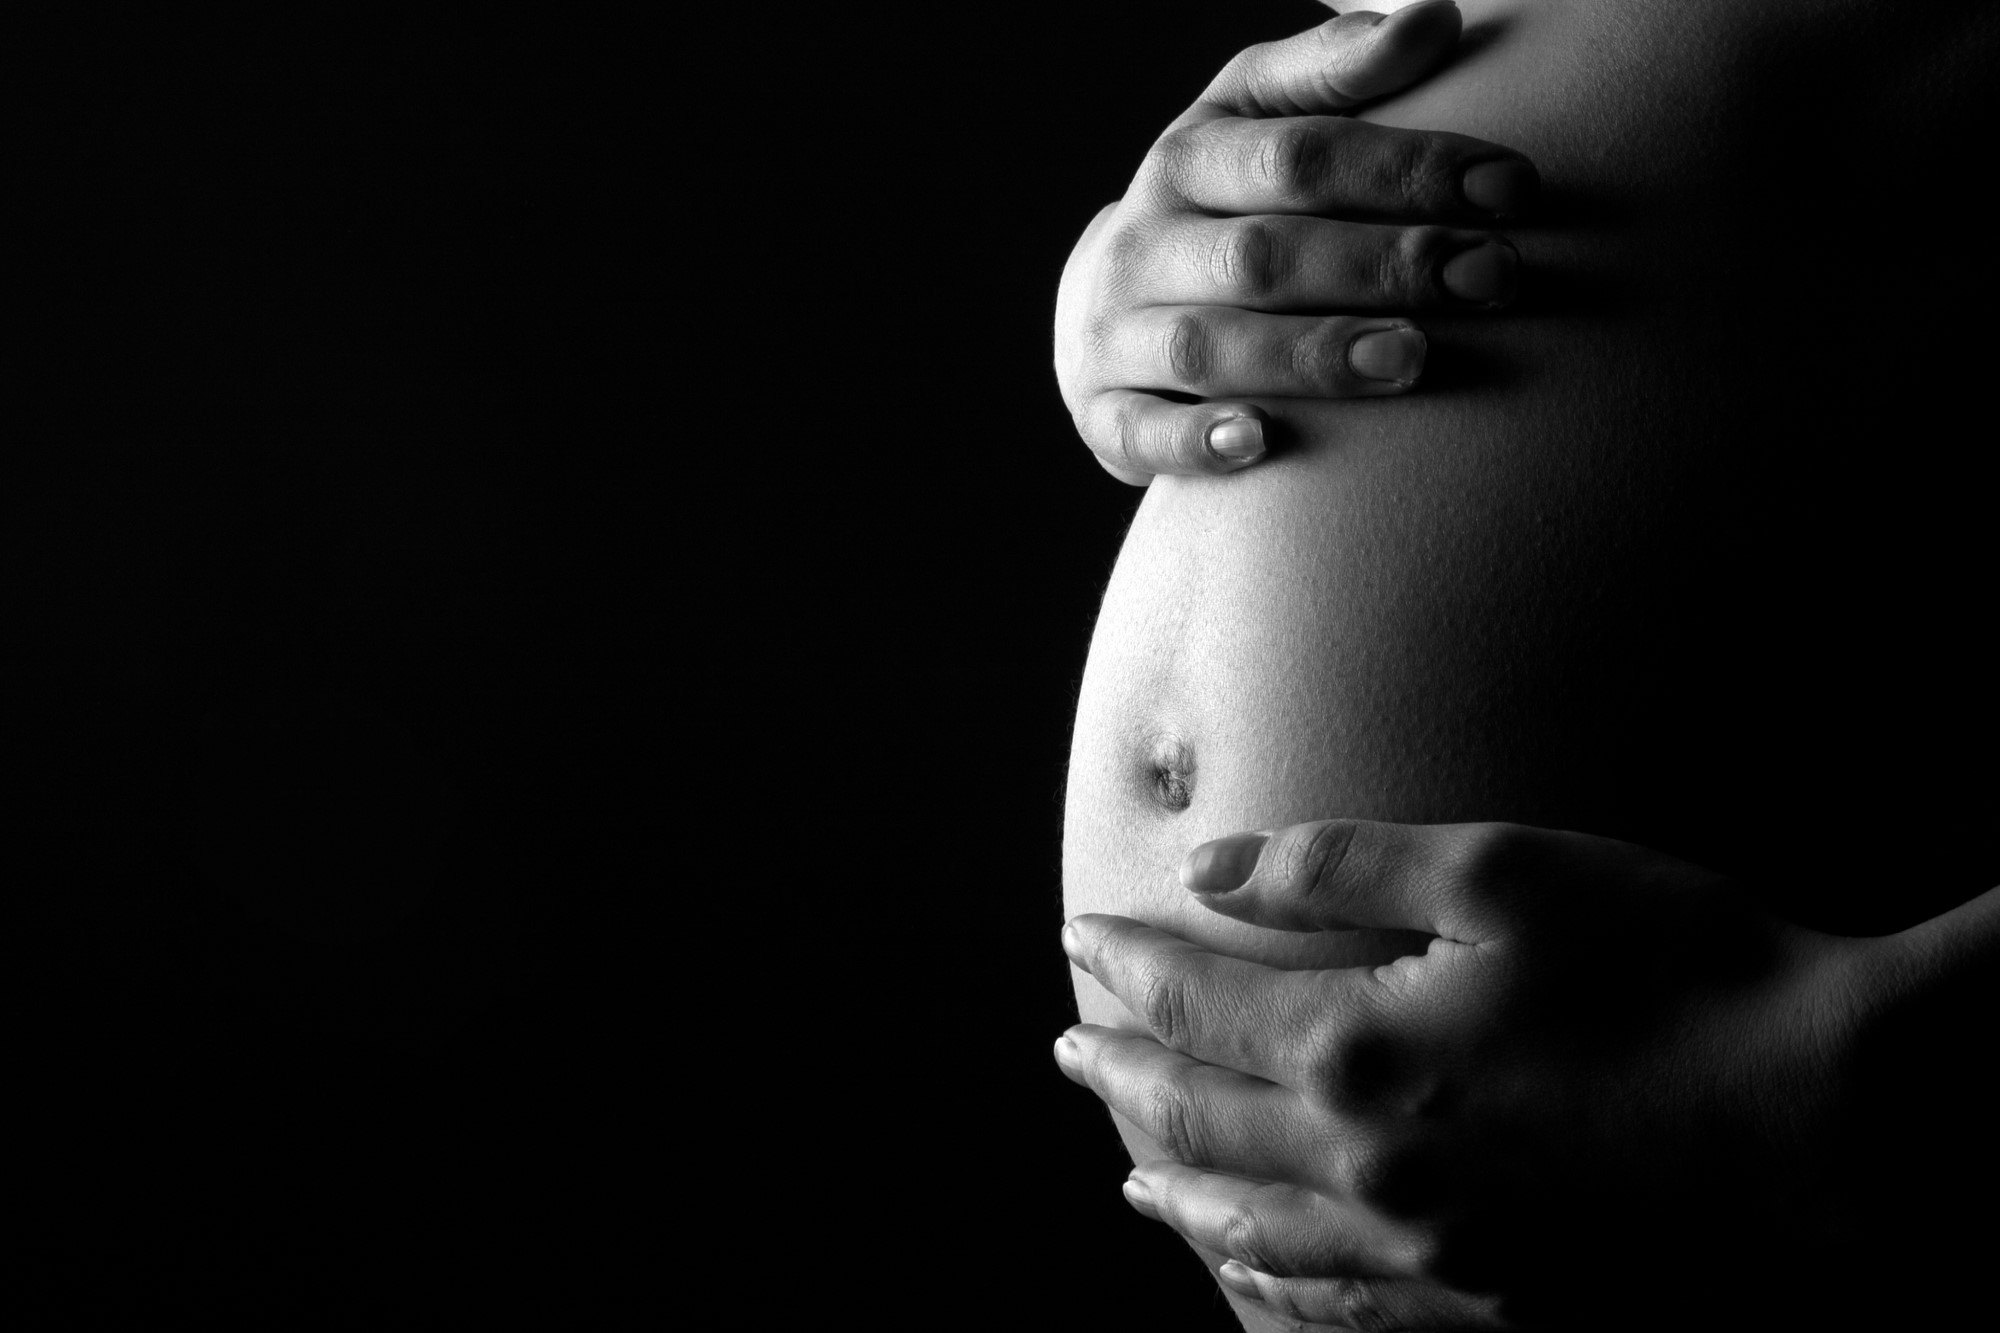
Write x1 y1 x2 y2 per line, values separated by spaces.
1122 1176 1161 1220
1442 239 1521 307
1207 417 1264 464
1054 1034 1083 1073
1337 1 1463 99
1180 831 1270 894
1217 1261 1263 1300
1461 158 1538 217
1349 326 1426 386
1061 921 1085 965
1375 0 1461 34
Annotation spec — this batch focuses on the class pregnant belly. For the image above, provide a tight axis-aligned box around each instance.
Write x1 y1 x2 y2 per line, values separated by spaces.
1055 6 2000 1330
1058 396 1572 1030
1057 0 1734 1021
1061 363 2000 1035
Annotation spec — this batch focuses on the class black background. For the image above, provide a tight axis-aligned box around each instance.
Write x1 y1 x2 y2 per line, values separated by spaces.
810 7 1326 1328
22 5 1335 1328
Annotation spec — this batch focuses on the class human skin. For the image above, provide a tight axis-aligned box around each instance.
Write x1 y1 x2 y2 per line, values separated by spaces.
1057 0 2000 1326
1058 820 2000 1326
1054 1 1537 483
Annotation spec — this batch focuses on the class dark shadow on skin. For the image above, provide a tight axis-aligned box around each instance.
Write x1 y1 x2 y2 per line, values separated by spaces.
1506 264 1619 319
1507 182 1635 318
1409 336 1514 393
1534 182 1628 230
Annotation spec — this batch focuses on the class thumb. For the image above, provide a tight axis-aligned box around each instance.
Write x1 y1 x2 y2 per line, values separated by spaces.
1194 0 1462 121
1177 819 1489 941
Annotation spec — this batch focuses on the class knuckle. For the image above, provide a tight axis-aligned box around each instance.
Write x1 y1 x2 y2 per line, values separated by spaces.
1288 320 1348 391
1144 1080 1202 1164
1139 965 1191 1050
1219 1182 1292 1273
1257 121 1328 206
1080 310 1119 363
1101 220 1154 285
1158 311 1215 393
1168 417 1220 476
1209 217 1281 302
1070 396 1097 445
1400 134 1458 205
1218 1198 1269 1268
1454 822 1536 887
1326 1279 1396 1333
1394 224 1453 299
1292 819 1360 897
1104 394 1145 472
1141 124 1200 199
1259 1276 1310 1327
1380 132 1445 209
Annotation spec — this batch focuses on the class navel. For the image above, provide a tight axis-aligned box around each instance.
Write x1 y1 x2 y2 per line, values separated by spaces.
1143 732 1196 814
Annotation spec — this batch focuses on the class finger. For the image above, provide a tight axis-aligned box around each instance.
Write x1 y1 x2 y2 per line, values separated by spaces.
1215 1259 1510 1331
1133 215 1520 311
1124 1161 1418 1280
1076 310 1426 477
1192 2 1464 122
1056 1024 1316 1180
1076 391 1272 480
1179 820 1531 942
1102 308 1427 400
1063 914 1384 1083
1152 114 1538 222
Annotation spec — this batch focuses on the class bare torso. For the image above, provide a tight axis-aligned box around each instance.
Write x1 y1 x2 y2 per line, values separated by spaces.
1062 0 2000 1321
